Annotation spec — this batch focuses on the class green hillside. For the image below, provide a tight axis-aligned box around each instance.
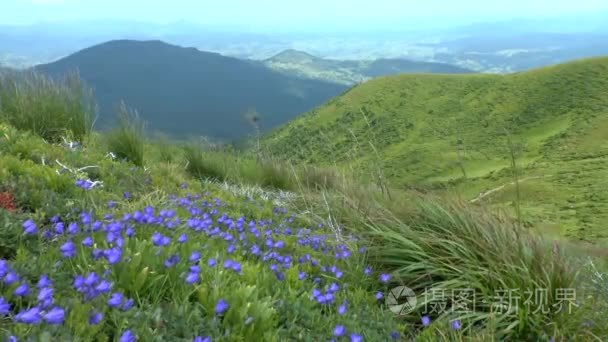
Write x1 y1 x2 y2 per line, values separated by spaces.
263 57 608 240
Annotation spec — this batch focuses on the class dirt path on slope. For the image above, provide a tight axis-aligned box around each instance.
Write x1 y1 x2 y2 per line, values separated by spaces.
470 175 550 203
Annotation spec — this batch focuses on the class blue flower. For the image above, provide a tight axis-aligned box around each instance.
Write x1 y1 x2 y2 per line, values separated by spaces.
350 333 363 342
193 337 211 342
82 236 94 247
215 299 229 315
54 222 65 234
67 222 79 235
23 219 37 235
108 292 123 308
95 280 112 293
89 310 103 325
379 273 390 283
122 298 134 311
37 275 52 289
37 287 53 303
375 292 384 300
390 331 400 340
0 260 8 278
14 307 41 324
91 249 103 260
164 255 180 268
333 325 346 337
104 247 122 264
178 233 188 243
60 241 76 258
185 272 199 284
14 283 29 297
338 302 347 315
230 261 242 273
43 306 65 325
207 258 216 267
0 296 11 315
188 252 201 262
92 221 103 231
151 232 170 246
323 293 335 304
119 329 136 342
126 227 135 237
80 212 92 225
451 319 461 331
421 315 431 327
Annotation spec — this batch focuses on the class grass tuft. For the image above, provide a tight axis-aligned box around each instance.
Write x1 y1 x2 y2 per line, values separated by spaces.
106 102 146 166
183 144 227 181
0 69 94 143
353 195 581 339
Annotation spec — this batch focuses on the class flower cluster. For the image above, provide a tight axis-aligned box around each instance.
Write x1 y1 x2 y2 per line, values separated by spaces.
0 187 401 340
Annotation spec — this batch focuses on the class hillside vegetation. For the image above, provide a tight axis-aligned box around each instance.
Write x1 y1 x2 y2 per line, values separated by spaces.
263 57 608 240
264 49 472 85
1 67 607 340
35 40 347 141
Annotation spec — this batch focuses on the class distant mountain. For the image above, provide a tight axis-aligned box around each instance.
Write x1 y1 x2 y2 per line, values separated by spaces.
427 32 608 72
35 40 347 140
263 49 472 85
263 57 608 238
268 49 323 64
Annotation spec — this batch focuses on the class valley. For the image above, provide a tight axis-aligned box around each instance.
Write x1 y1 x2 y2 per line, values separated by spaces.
262 49 472 85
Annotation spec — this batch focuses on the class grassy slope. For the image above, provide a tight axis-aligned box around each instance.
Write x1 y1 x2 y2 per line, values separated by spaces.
0 123 403 341
262 57 608 240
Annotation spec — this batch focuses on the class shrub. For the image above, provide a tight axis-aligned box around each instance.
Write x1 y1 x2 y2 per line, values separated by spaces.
106 103 146 166
354 196 579 339
0 191 16 212
0 70 94 143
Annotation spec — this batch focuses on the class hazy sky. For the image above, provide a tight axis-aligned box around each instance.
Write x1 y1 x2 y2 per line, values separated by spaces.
3 0 608 31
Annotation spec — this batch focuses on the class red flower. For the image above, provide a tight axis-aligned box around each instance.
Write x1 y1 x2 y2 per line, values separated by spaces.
0 192 16 212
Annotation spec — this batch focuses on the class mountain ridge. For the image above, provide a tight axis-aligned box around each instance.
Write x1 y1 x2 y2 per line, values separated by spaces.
35 40 348 140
